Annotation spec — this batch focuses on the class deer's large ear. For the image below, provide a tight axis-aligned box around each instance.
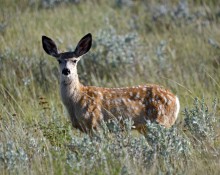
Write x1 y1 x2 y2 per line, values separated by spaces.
42 36 59 57
75 33 92 57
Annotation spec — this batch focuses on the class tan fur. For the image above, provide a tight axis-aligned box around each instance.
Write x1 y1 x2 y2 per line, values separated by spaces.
60 76 180 133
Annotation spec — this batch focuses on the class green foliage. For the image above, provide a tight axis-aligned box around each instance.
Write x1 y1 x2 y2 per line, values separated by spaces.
79 26 142 82
0 0 220 174
39 119 72 147
0 98 219 174
146 121 189 157
184 98 218 143
0 142 28 170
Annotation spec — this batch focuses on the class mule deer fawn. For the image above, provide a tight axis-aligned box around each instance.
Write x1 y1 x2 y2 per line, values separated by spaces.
42 33 180 133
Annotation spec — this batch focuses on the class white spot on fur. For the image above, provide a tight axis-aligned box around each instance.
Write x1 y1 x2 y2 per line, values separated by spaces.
99 113 103 120
167 100 172 105
85 112 90 119
167 94 174 100
156 87 161 92
116 98 122 103
129 92 133 97
122 98 127 103
159 104 163 110
82 102 87 108
135 92 140 99
158 110 162 115
114 100 119 105
163 96 167 103
97 105 101 111
131 106 139 111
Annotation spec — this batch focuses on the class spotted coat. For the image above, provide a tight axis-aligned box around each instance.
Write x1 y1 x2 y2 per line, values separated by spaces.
62 82 180 133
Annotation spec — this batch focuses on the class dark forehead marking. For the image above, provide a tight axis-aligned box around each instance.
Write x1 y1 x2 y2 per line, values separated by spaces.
59 52 75 59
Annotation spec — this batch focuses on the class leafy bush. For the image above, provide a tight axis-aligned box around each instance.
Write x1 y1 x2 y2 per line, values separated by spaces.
65 118 190 174
184 98 218 143
146 121 189 157
0 97 219 174
78 25 144 84
0 142 28 170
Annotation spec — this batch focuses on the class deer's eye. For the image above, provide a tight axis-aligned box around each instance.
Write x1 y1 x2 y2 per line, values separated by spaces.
72 60 77 64
58 60 61 64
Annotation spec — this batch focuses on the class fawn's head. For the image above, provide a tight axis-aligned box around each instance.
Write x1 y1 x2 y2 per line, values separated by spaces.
42 33 92 79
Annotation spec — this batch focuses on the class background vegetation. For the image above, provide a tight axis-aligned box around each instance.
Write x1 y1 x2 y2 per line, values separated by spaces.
0 0 220 174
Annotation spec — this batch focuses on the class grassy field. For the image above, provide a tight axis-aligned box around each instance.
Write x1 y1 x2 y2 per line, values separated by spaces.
0 0 220 174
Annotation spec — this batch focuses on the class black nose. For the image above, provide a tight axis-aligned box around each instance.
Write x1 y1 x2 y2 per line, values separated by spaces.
62 68 70 76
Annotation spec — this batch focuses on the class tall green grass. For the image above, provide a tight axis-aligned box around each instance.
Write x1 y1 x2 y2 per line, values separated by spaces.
0 0 220 174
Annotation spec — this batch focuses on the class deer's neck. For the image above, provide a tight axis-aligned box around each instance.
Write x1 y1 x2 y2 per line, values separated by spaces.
60 73 82 104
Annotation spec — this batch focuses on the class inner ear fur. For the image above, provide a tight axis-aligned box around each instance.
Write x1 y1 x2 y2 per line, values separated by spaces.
75 33 92 57
42 35 59 57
